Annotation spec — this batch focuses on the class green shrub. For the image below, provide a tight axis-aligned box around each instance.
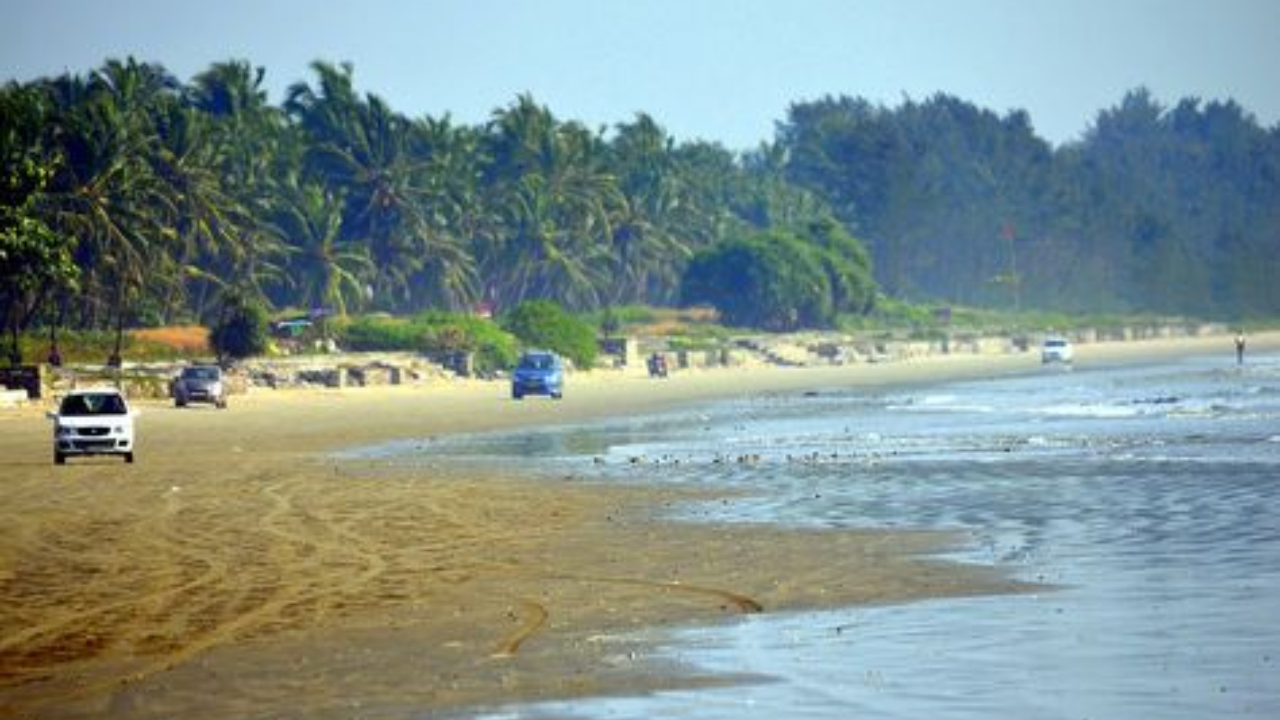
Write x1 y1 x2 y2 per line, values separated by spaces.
803 217 876 315
338 316 425 351
415 311 519 373
680 231 834 331
335 312 519 373
501 300 599 368
680 221 876 332
210 294 269 360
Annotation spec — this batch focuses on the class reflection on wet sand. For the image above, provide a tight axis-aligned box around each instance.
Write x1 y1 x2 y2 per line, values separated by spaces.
0 448 1021 719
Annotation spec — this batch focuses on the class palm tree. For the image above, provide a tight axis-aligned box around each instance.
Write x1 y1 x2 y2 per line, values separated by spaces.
605 113 695 305
184 60 290 317
149 103 251 322
41 60 179 359
493 173 611 308
187 60 270 118
479 95 623 310
284 61 476 312
269 178 373 318
407 116 484 310
91 57 181 113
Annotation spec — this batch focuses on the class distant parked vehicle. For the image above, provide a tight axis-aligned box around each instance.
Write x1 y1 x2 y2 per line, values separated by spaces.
47 388 137 464
1041 336 1074 364
511 351 564 400
172 365 228 408
647 352 669 378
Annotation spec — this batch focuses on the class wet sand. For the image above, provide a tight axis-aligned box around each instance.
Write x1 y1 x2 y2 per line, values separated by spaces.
0 332 1273 718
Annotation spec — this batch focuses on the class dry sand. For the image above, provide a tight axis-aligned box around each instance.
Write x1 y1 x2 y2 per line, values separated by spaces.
0 331 1272 718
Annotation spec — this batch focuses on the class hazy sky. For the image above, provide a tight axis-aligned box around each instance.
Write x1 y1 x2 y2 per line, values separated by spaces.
4 0 1278 148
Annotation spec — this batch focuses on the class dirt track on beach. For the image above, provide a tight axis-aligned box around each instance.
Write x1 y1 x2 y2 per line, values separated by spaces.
1 333 1270 718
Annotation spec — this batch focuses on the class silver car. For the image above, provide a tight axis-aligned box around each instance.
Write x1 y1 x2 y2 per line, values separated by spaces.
172 365 229 408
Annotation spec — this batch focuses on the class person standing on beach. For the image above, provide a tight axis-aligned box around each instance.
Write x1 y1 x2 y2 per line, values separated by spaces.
1235 332 1246 365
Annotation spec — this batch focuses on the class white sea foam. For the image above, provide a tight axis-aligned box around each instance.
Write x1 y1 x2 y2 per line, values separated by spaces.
1038 403 1141 419
889 393 998 414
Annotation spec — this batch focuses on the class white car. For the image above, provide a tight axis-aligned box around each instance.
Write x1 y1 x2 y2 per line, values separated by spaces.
47 388 137 464
1041 336 1074 364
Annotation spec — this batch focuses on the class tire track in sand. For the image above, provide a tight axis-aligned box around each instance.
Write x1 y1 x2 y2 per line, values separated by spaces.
491 599 550 658
1 470 401 708
109 473 394 684
481 571 763 658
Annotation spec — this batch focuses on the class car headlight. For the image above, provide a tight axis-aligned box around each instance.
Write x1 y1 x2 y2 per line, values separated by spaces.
56 425 72 437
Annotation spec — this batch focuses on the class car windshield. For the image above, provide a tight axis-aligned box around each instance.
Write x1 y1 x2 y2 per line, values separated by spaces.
1045 339 1068 348
518 354 556 371
59 393 127 416
182 367 220 380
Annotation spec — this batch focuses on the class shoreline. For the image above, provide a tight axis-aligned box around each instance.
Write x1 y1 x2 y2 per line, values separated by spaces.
1 331 1274 717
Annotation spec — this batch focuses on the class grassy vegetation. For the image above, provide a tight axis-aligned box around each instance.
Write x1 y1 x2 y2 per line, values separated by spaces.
592 300 1230 347
14 300 1268 372
836 296 1235 340
17 328 210 365
333 311 519 373
587 305 660 333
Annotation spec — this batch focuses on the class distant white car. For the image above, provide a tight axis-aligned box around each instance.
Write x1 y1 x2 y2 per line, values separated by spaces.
47 387 137 464
1041 336 1074 364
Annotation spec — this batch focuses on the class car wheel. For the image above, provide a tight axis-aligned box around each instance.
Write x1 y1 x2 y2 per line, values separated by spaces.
217 399 227 409
125 452 135 464
55 452 66 465
552 391 563 400
176 399 187 408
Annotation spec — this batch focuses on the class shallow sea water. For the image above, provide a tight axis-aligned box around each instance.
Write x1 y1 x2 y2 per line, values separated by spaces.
368 353 1280 719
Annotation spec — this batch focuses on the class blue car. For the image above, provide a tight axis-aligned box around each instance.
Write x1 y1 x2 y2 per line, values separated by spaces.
511 351 564 400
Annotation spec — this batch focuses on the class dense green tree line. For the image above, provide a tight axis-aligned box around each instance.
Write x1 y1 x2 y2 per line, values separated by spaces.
1 58 842 356
778 90 1280 316
3 58 1277 363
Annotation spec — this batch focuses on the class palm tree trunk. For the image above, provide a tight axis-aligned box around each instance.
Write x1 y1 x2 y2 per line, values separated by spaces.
48 298 64 367
6 324 19 367
110 284 126 367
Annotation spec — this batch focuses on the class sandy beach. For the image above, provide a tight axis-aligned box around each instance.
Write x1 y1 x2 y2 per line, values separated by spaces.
0 331 1273 718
